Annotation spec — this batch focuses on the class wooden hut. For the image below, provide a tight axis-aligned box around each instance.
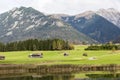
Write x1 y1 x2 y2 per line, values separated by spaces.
0 56 5 60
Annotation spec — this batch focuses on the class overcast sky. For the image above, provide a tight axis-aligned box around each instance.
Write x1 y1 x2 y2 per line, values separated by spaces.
0 0 120 15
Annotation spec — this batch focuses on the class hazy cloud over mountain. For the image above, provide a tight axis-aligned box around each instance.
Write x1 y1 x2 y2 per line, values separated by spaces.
0 0 120 15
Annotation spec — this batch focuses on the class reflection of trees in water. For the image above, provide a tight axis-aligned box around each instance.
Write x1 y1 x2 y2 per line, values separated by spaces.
86 73 120 80
0 76 33 80
0 64 120 80
39 75 74 80
0 74 75 80
1 73 120 80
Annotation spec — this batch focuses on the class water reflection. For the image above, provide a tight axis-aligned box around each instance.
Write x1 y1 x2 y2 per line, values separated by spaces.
0 64 120 80
1 72 120 80
85 73 120 80
0 74 75 80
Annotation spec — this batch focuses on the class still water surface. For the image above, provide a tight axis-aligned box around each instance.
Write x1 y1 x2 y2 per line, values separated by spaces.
0 64 120 80
0 72 120 80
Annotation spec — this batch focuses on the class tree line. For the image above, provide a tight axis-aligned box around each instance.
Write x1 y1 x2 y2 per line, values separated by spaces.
85 42 120 50
0 39 74 52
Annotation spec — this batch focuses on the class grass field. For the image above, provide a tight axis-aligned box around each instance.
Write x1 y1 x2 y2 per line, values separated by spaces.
0 45 120 64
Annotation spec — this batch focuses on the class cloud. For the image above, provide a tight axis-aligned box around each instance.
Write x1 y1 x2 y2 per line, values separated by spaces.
29 0 120 15
0 0 119 15
0 0 30 13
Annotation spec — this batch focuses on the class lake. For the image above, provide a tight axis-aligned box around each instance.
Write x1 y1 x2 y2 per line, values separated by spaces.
0 64 120 80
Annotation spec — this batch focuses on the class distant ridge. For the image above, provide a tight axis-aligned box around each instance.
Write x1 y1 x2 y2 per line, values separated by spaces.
50 8 120 43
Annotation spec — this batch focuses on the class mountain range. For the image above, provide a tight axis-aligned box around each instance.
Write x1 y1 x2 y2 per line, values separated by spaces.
0 7 94 43
0 6 120 43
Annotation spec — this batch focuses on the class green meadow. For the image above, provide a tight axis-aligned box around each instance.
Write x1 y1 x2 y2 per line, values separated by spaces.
0 45 120 64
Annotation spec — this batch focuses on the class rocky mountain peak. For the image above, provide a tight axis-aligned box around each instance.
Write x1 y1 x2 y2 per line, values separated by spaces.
9 6 45 17
75 11 95 20
0 7 95 43
97 8 119 14
51 8 120 43
96 8 120 28
107 8 118 11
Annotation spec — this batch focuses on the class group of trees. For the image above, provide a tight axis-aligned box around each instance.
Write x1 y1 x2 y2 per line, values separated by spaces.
85 42 120 50
0 39 74 52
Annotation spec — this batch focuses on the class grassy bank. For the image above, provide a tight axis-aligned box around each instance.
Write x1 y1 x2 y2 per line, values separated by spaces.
0 45 120 64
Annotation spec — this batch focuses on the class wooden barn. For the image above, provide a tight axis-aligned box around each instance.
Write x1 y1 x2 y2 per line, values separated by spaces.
29 53 43 58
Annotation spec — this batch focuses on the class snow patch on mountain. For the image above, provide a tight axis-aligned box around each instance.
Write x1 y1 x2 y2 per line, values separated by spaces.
4 16 9 22
42 21 48 25
96 8 120 28
5 31 13 36
8 21 18 31
25 25 35 31
12 10 22 18
56 21 64 27
20 21 24 25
